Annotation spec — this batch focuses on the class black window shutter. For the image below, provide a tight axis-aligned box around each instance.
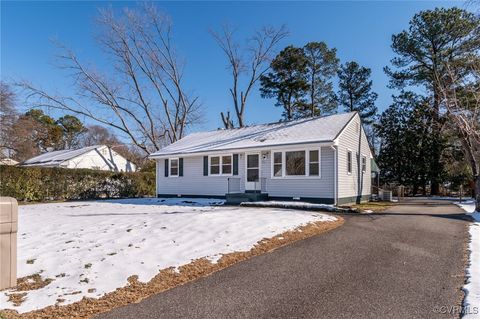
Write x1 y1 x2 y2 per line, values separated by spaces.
164 159 169 177
203 156 208 176
179 158 184 176
233 154 239 175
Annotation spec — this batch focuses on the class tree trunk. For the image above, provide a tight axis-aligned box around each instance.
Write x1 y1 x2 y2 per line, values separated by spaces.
430 90 441 195
412 184 419 196
475 175 480 212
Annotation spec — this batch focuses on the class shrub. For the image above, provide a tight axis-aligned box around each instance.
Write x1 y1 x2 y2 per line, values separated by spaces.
0 165 155 202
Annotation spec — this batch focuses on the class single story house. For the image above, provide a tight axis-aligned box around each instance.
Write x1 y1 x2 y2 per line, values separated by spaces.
20 145 136 172
149 112 374 205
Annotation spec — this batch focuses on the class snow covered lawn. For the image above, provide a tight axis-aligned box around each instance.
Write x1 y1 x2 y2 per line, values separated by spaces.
454 200 480 318
0 198 337 313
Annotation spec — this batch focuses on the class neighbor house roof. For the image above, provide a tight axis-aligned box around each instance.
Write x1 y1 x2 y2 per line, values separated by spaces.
21 145 105 167
150 112 357 158
0 158 19 166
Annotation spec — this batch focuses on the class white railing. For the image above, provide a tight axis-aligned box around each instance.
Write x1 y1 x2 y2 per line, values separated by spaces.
252 177 267 193
227 177 267 194
227 177 241 194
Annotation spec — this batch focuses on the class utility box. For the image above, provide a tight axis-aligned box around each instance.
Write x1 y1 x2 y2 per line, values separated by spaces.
379 189 393 202
0 197 18 290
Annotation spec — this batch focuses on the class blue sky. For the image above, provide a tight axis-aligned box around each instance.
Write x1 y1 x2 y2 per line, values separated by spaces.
1 1 467 135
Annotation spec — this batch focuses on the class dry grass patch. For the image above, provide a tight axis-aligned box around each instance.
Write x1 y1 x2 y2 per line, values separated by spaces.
14 274 53 292
348 201 396 213
0 217 343 319
6 293 27 307
1 274 54 309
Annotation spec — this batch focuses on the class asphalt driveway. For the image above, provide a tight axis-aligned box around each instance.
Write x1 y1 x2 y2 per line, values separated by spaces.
97 199 470 319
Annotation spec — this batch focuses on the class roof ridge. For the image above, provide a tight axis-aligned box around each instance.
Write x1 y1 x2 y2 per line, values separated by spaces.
188 111 357 136
21 145 106 165
150 111 358 158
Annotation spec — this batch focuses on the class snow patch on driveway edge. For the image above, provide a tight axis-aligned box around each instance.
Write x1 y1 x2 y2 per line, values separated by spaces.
0 217 344 319
454 200 479 318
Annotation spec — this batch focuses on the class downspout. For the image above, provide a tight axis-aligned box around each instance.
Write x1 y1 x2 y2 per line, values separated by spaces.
155 160 159 197
331 145 338 206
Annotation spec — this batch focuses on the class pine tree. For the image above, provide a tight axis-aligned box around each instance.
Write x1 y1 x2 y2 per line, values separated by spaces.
24 109 64 151
385 7 480 194
260 42 339 120
376 92 441 195
302 42 339 117
260 46 309 120
57 115 87 149
376 93 414 186
337 61 378 124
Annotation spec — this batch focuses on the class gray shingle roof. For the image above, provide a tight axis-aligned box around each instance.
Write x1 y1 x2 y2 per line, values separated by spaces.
150 112 356 157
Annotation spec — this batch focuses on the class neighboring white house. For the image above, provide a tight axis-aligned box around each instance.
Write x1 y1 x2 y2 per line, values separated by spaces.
20 145 136 172
149 112 374 205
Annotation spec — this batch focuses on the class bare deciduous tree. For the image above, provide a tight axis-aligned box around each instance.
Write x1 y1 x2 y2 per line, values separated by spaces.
435 62 480 211
82 125 121 148
0 82 17 158
21 4 201 155
220 111 234 129
0 82 41 161
211 25 288 128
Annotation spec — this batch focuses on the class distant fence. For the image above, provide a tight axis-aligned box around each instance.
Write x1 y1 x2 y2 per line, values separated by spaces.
0 165 155 202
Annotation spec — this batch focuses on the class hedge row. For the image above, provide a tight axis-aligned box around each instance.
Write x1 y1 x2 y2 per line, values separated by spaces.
0 165 156 202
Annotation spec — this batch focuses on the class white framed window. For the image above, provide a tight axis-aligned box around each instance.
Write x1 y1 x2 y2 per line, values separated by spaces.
210 156 220 175
309 150 319 176
286 151 306 176
273 152 282 177
209 154 232 176
347 150 352 174
170 158 179 177
362 155 367 173
271 148 321 178
222 155 232 174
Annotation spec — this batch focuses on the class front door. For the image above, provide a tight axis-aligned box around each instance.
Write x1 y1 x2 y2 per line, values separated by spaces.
245 153 260 191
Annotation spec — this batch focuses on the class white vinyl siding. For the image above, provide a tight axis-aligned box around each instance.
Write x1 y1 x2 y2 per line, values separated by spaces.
264 146 334 198
156 145 334 199
337 114 372 201
157 155 244 196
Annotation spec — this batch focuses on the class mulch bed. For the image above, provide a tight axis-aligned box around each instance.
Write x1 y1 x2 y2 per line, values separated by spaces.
0 217 343 319
3 273 54 307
